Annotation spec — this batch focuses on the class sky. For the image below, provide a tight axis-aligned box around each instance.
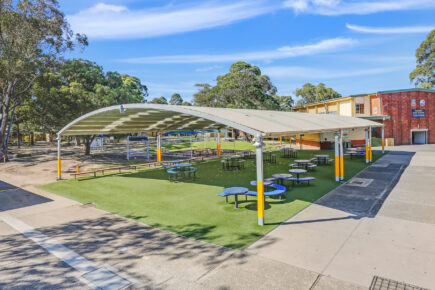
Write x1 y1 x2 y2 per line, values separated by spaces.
59 0 435 103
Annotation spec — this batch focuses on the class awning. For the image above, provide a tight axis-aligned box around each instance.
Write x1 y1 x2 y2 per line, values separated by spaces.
58 104 382 137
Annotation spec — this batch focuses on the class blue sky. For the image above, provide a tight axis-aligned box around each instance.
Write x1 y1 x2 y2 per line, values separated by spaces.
59 0 435 103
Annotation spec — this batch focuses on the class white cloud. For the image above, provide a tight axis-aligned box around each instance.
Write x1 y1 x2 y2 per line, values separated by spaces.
195 65 223 72
263 65 408 79
346 24 435 34
283 0 435 15
120 38 357 64
68 1 274 39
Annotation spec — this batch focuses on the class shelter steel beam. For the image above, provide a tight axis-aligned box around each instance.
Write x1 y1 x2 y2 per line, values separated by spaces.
339 129 344 181
334 132 340 182
57 135 61 180
381 122 385 154
254 135 265 226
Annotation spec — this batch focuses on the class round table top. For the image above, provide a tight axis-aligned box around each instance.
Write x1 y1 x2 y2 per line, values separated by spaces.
228 155 241 159
224 187 249 194
289 169 307 174
315 155 329 158
250 181 273 186
272 173 293 179
294 159 310 163
176 163 192 167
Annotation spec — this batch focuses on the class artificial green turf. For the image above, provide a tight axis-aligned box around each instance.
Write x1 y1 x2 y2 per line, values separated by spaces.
163 140 277 151
41 150 381 249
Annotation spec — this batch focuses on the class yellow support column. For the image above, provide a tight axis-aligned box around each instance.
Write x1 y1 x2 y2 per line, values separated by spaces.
57 135 61 180
369 127 373 162
254 135 265 226
279 137 282 145
381 122 385 154
339 130 344 181
157 133 162 162
365 128 369 164
334 132 340 182
216 130 221 155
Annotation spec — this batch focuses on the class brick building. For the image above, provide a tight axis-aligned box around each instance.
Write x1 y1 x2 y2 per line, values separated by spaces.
293 88 435 146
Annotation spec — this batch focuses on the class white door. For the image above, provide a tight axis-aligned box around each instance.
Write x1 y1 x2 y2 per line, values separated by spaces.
413 131 426 144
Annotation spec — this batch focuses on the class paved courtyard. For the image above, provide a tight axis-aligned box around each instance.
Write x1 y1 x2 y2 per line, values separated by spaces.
1 145 434 289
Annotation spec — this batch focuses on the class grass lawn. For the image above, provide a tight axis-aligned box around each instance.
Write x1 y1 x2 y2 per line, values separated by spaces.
41 150 381 249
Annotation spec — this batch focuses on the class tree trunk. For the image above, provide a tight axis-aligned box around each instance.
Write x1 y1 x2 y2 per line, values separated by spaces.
30 132 34 145
84 135 95 155
75 136 81 146
0 80 17 160
16 122 20 149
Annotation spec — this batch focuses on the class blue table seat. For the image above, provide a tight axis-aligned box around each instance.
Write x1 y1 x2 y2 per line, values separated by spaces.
286 177 315 186
245 184 286 200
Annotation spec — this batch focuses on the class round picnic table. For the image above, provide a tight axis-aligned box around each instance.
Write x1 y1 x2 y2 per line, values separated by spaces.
272 173 293 185
315 155 329 165
250 180 274 187
175 163 192 168
294 159 311 169
223 187 249 209
288 168 307 183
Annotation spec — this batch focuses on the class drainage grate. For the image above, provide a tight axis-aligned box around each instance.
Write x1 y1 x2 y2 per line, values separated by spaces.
370 276 428 290
347 178 373 187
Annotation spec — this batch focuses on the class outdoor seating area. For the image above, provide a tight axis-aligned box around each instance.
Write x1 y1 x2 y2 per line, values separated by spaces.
45 147 381 249
166 162 197 181
221 155 246 171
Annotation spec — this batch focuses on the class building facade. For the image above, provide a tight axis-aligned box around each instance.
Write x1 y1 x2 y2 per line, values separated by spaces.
293 88 435 147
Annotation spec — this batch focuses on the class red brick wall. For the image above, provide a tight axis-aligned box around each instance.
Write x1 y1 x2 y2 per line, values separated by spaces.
381 91 435 145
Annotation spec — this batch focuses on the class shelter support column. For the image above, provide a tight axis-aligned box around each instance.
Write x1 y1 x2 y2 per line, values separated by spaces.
369 127 373 162
339 130 344 181
381 124 385 154
334 132 340 182
57 135 61 180
365 128 369 164
254 135 265 226
157 132 162 162
190 135 193 158
217 130 221 155
279 137 282 145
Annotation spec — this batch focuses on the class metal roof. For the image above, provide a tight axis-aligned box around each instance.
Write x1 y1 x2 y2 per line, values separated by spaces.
58 104 382 137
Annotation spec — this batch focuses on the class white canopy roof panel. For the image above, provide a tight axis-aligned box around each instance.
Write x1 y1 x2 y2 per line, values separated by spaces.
58 104 382 137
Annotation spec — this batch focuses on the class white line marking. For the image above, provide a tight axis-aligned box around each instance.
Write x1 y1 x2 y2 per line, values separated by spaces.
0 212 134 289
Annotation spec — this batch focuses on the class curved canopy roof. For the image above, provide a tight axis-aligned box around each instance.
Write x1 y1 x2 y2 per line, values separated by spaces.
58 104 382 137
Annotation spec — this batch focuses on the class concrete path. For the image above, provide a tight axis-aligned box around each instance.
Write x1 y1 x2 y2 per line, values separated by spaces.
248 144 435 289
0 181 336 289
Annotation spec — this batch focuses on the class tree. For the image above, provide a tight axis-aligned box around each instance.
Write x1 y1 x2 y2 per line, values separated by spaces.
169 93 183 105
410 30 435 89
182 101 192 106
193 83 214 106
193 62 279 110
149 96 168 104
30 59 148 154
295 83 341 106
272 95 294 111
0 0 87 157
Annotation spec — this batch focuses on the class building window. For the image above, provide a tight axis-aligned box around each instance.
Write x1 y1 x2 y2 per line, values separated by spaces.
328 111 337 115
355 104 364 114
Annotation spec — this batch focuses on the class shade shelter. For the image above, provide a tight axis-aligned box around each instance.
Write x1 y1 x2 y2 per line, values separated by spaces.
57 104 382 225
